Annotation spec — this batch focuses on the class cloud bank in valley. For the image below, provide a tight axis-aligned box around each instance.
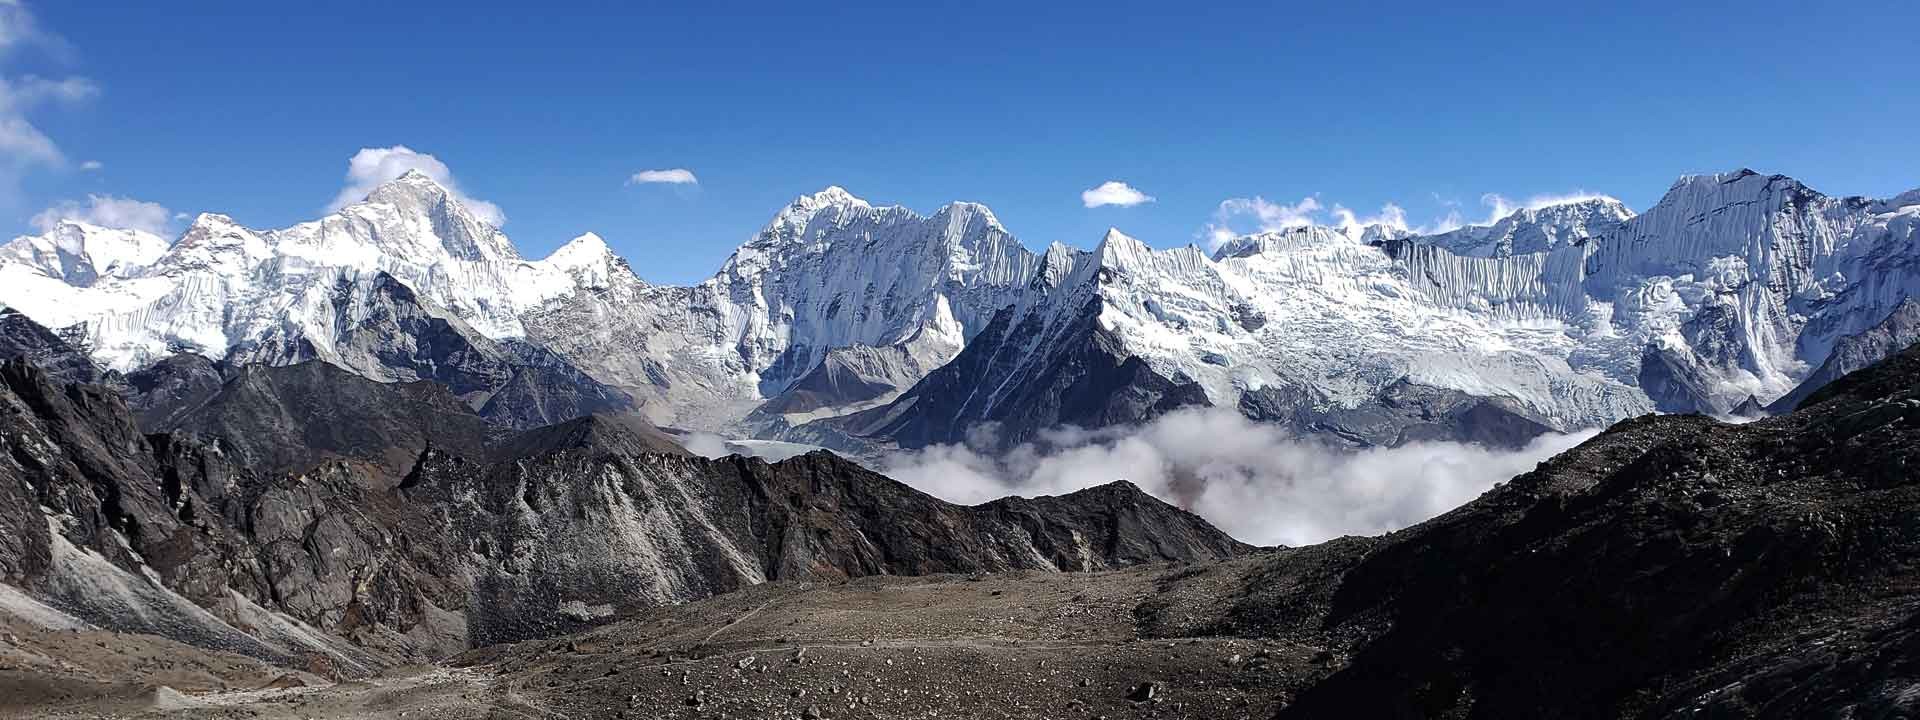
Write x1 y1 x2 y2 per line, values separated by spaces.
877 407 1596 547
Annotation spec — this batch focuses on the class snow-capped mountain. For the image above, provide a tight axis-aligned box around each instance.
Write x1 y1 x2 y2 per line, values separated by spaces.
1421 196 1633 257
519 187 1043 429
797 171 1919 451
803 223 1650 452
1583 170 1920 412
1 220 169 287
0 170 581 371
0 171 630 428
3 167 1915 450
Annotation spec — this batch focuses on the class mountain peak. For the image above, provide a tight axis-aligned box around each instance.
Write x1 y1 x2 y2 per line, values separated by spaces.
1096 227 1146 252
543 232 632 289
366 169 453 204
392 168 444 187
807 185 867 207
547 232 610 265
780 186 870 216
1094 227 1158 269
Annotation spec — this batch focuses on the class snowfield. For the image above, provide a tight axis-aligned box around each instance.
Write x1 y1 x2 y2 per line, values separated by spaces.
3 168 1915 444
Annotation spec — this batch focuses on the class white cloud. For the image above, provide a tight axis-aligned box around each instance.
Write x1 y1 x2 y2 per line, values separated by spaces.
1202 195 1322 248
31 193 175 236
1081 180 1154 208
327 145 505 227
77 159 99 170
1201 185 1624 248
627 168 698 185
1331 202 1410 236
0 0 60 56
0 3 96 211
0 74 97 170
1477 190 1617 224
879 407 1595 547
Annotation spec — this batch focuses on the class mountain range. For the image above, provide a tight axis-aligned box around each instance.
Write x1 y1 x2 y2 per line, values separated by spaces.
2 262 1917 717
5 168 1915 457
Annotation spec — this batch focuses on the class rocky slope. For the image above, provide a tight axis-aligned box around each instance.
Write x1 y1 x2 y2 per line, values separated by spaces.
1767 297 1920 413
475 324 1920 719
0 308 107 385
1154 334 1920 718
0 347 1247 670
4 293 1920 718
232 270 633 429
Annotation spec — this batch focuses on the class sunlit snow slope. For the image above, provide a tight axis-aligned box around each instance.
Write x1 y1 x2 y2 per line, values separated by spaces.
4 168 1915 447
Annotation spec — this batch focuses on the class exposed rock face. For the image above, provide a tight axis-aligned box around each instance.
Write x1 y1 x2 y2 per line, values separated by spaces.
120 351 227 430
0 359 388 674
809 298 1211 452
1768 296 1920 413
165 361 496 482
756 343 931 416
233 271 632 430
1239 378 1556 449
0 351 1247 666
0 308 106 385
518 188 1043 430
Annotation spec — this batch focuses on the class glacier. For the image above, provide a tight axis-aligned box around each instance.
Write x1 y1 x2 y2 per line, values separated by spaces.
2 167 1915 449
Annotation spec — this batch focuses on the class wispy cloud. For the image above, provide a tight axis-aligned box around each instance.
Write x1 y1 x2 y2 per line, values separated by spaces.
0 3 96 210
1330 202 1410 237
1477 190 1618 225
1202 195 1322 248
1081 180 1154 208
1201 185 1624 248
879 407 1595 547
327 145 506 227
77 159 100 171
0 0 63 56
0 5 95 165
31 193 175 236
627 168 698 185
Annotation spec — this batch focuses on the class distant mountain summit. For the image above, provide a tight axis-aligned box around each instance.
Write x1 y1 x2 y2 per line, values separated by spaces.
3 168 1917 450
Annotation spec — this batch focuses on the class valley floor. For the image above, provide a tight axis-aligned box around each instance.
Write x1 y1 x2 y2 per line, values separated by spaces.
1 559 1317 719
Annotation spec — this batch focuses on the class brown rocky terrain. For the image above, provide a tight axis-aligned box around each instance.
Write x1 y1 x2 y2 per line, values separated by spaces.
1 314 1918 718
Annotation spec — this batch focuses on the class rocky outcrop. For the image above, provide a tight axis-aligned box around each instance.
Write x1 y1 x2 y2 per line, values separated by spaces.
120 351 227 430
234 271 633 430
0 308 106 385
1150 338 1920 718
1239 377 1557 449
0 351 1247 667
808 298 1211 452
165 360 495 483
1768 296 1920 413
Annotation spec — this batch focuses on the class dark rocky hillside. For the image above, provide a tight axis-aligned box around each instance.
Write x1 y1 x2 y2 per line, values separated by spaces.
1145 336 1920 718
0 331 1247 673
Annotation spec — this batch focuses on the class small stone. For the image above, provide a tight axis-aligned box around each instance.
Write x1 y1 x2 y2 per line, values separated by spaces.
1127 682 1159 702
801 705 825 719
736 656 757 670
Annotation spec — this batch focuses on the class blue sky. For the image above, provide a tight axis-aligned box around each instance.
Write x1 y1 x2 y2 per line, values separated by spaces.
10 1 1919 283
